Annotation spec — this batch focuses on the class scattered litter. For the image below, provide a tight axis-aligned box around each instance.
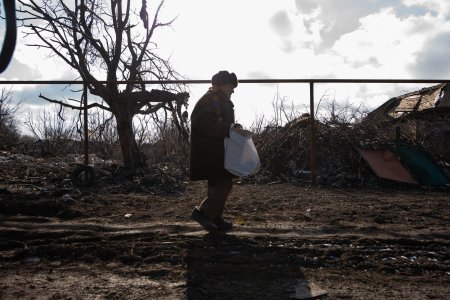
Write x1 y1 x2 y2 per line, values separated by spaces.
60 194 75 204
39 188 51 195
24 257 41 263
329 256 339 261
51 261 62 267
235 217 244 225
124 214 133 218
289 280 327 299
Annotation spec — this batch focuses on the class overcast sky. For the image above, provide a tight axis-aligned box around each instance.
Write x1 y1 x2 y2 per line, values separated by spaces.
1 0 450 127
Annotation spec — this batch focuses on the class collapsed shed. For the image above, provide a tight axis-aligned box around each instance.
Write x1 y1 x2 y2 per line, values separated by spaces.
361 83 450 186
366 83 450 162
368 83 450 119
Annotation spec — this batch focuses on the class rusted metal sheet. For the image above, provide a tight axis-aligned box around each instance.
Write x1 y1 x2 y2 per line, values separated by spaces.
357 148 419 185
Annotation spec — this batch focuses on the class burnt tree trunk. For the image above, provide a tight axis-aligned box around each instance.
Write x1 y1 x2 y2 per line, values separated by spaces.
113 100 142 171
116 115 141 169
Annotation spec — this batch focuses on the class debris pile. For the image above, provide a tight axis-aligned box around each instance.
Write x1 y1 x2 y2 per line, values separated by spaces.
251 115 449 187
367 83 450 163
252 119 366 186
0 150 187 197
110 163 188 195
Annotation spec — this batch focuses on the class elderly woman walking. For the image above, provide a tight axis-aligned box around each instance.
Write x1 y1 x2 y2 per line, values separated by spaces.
189 70 239 231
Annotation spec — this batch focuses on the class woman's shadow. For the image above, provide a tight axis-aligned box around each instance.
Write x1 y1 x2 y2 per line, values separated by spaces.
185 231 316 300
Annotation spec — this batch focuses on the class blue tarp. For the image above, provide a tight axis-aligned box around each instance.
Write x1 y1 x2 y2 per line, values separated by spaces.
394 145 450 186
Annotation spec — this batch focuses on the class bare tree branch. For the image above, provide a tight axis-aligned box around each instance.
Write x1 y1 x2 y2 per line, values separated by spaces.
39 94 111 111
18 0 189 168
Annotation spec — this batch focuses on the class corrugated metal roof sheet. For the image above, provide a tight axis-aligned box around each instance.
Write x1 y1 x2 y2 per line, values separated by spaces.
395 94 421 112
418 88 441 110
370 83 449 119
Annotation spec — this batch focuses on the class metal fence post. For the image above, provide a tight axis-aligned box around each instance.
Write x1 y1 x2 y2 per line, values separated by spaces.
83 84 89 166
309 81 316 184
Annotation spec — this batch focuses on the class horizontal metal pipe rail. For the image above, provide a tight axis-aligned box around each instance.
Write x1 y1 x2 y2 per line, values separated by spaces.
2 79 449 184
1 79 450 84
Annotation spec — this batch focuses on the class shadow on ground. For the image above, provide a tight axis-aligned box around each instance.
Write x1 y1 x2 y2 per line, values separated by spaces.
186 232 315 300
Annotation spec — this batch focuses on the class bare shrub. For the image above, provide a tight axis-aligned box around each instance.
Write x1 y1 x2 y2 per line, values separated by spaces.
251 88 303 133
314 95 373 174
86 107 121 162
252 90 376 182
316 90 369 125
140 111 190 169
0 87 21 148
251 92 312 178
24 105 77 157
21 102 191 166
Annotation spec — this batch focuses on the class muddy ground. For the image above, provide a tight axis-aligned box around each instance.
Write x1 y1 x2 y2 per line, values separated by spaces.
0 154 449 299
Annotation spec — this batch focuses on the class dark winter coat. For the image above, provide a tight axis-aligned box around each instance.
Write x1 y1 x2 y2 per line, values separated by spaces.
189 89 235 181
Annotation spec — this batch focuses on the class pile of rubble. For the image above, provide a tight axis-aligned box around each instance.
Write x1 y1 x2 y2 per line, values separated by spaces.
249 83 450 187
251 116 449 187
0 151 188 196
251 119 366 187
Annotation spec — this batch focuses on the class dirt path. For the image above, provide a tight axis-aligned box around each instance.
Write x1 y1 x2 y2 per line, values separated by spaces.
1 217 449 299
1 182 449 299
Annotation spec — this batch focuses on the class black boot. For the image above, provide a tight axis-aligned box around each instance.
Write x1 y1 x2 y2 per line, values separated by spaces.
191 207 218 232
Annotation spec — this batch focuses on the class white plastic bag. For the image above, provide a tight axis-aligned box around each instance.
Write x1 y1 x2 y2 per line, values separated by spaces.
224 127 261 176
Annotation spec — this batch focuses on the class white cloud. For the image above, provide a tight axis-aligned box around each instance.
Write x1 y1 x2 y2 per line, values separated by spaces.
294 0 405 50
331 8 423 77
4 0 450 128
403 0 450 16
412 31 450 78
148 0 450 126
1 26 77 81
269 10 294 37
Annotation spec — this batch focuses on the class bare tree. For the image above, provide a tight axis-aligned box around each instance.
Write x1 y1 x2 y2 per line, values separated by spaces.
24 105 77 156
17 0 189 170
0 87 21 147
